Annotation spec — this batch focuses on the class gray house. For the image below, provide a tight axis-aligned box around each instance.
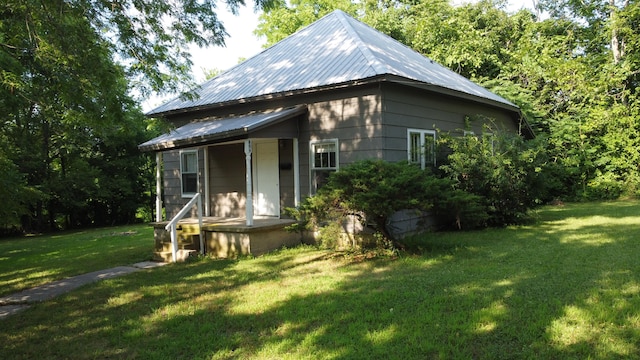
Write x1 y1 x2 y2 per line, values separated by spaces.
140 10 532 260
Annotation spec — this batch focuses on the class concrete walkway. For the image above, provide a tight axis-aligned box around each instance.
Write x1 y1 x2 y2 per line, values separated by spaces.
0 261 167 319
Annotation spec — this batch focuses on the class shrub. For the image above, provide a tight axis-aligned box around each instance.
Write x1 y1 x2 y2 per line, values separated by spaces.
290 160 456 248
585 171 624 200
440 129 551 226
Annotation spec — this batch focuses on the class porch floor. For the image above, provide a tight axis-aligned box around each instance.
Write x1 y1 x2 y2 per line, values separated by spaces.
151 217 301 261
167 216 297 232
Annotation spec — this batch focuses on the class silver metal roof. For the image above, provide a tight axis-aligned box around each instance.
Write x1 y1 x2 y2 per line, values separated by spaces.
139 105 306 151
147 10 517 117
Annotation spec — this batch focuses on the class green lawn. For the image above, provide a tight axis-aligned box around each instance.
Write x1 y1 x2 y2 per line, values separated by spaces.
0 224 154 296
1 201 639 359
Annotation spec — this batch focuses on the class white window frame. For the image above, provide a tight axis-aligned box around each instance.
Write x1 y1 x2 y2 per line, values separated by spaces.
310 139 339 194
180 150 198 198
407 129 436 169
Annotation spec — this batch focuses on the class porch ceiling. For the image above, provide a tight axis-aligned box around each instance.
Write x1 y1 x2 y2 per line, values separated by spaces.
139 105 307 152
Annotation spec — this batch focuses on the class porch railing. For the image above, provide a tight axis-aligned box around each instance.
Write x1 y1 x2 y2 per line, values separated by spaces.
165 193 205 263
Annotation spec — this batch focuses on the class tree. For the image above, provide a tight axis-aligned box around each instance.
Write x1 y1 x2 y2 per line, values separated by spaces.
408 0 517 79
1 0 277 231
255 0 358 47
531 0 640 198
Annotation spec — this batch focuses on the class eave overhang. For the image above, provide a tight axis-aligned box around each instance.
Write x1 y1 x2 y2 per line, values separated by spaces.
138 105 307 152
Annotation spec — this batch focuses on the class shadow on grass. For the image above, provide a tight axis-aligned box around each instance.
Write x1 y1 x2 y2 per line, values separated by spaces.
1 202 639 359
0 225 154 296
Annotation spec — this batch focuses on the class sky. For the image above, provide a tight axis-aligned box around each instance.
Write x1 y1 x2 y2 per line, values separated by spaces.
143 0 537 111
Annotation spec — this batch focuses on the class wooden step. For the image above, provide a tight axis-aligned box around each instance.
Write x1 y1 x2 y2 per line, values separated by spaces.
153 249 198 263
176 223 201 235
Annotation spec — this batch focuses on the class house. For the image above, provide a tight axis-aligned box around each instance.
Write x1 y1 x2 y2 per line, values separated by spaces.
140 10 533 260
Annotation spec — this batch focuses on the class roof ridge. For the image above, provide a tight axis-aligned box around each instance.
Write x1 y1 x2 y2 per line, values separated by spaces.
333 10 388 75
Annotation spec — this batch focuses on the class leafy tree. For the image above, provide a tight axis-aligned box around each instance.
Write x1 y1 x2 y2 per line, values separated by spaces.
0 145 42 232
255 0 358 47
1 0 277 231
408 0 517 79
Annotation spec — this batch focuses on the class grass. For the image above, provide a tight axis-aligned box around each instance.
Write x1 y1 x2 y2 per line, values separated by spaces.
0 224 154 296
1 201 639 359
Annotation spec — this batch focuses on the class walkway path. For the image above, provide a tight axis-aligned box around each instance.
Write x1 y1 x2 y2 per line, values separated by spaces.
0 261 167 319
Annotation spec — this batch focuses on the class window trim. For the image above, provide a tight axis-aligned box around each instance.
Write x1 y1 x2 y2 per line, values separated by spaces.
180 150 199 198
407 129 436 169
310 139 339 194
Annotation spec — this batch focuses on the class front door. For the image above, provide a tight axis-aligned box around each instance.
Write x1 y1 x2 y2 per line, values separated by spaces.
253 140 280 217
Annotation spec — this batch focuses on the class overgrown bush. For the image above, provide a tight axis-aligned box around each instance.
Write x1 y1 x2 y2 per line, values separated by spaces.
440 129 552 226
288 131 552 250
289 160 456 248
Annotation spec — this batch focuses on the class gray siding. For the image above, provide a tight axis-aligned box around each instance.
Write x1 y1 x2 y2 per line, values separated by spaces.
302 87 382 196
381 83 519 162
208 143 246 217
159 82 524 217
299 88 383 196
162 148 206 219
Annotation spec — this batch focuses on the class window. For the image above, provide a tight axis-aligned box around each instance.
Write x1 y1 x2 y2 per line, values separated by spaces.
180 150 198 196
310 139 338 193
408 129 436 169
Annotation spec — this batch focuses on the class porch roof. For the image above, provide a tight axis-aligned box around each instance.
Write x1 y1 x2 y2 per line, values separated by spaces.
138 105 306 152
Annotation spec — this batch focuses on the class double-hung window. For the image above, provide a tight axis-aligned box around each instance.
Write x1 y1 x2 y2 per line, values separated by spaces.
180 150 198 197
310 139 338 194
408 129 436 169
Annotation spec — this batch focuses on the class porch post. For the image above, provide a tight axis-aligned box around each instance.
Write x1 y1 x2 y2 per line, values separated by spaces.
203 147 210 216
155 152 163 222
244 139 254 226
293 138 300 207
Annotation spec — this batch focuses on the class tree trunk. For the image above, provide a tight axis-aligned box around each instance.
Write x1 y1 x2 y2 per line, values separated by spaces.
610 0 629 64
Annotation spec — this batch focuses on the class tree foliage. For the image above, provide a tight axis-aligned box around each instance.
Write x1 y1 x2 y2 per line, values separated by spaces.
440 129 553 226
255 0 358 47
0 0 274 232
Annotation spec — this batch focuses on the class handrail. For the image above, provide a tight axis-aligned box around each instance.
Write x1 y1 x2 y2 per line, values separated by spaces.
164 193 204 263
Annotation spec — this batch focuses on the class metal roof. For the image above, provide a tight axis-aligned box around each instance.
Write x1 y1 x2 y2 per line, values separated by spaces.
147 10 517 117
138 105 307 151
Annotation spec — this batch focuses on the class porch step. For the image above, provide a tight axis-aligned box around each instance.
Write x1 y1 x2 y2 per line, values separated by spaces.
153 224 201 262
153 249 198 263
155 234 200 252
176 223 201 234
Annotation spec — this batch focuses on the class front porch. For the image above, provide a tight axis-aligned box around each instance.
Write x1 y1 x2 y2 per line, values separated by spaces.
152 217 302 262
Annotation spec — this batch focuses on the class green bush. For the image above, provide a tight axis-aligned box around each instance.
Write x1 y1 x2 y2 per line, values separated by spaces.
290 160 456 248
289 131 552 250
585 171 624 200
440 129 551 226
